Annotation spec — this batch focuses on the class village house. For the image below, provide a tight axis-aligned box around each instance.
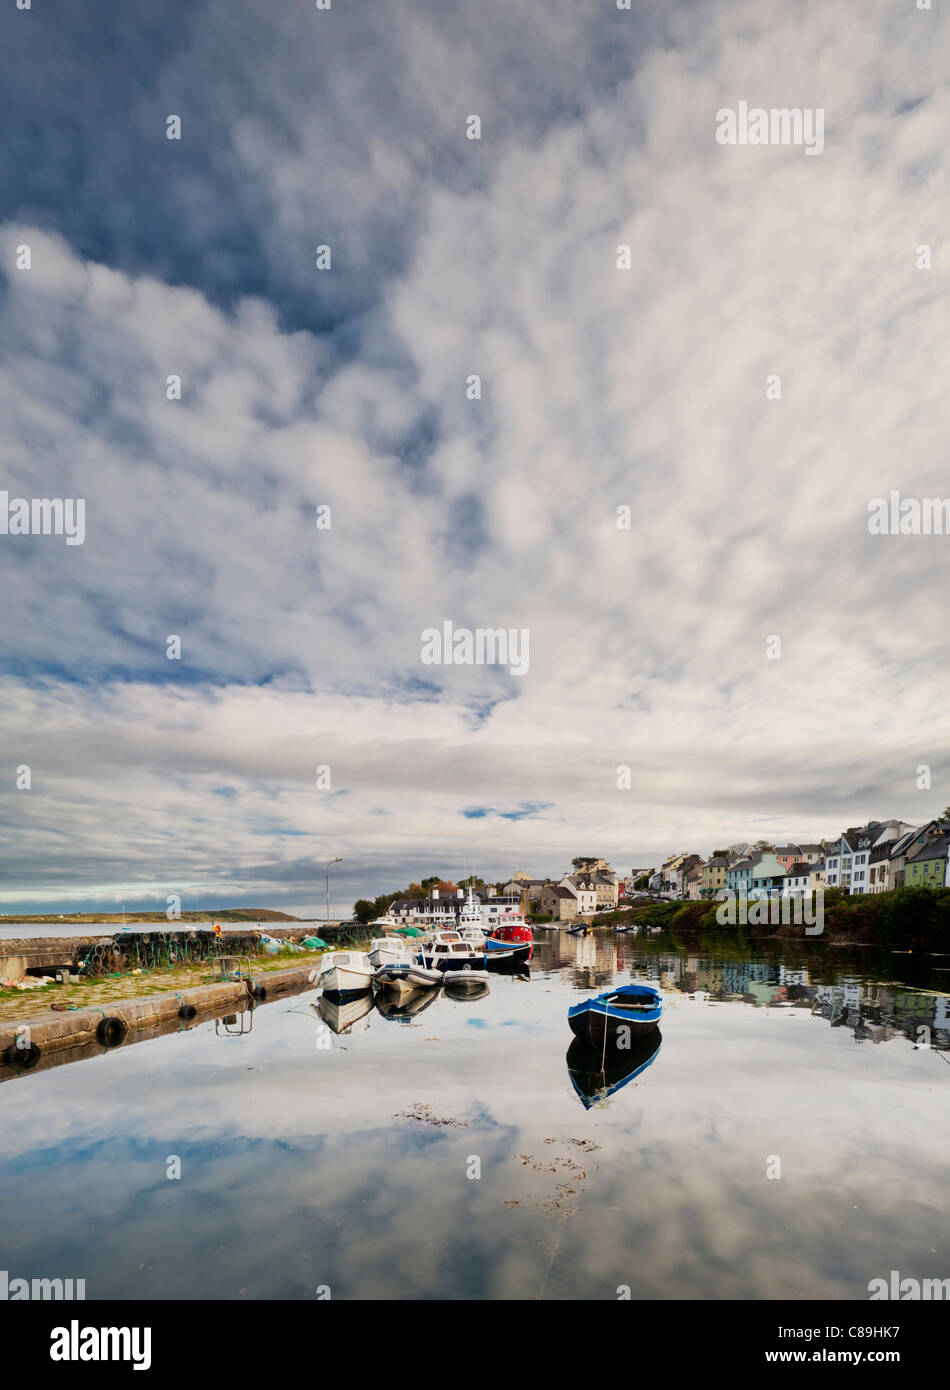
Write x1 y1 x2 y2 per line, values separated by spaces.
700 853 731 899
781 859 825 898
538 883 578 922
903 833 950 890
725 857 754 897
884 821 949 891
747 853 788 899
558 874 598 915
824 821 916 894
684 865 703 900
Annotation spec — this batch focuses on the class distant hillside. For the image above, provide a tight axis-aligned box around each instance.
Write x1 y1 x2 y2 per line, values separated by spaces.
0 908 302 925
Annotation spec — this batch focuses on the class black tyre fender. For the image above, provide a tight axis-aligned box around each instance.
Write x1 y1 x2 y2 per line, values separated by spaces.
96 1016 129 1048
4 1042 41 1070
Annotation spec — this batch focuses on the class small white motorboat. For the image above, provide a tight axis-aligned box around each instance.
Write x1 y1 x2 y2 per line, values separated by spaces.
406 960 444 989
315 950 375 996
416 939 487 973
369 937 414 970
374 969 420 1000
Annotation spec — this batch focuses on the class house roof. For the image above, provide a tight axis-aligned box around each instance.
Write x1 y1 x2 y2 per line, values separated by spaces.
906 833 950 865
783 862 811 877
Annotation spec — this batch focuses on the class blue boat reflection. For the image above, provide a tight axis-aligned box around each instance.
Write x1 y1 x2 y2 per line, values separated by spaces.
566 1030 662 1109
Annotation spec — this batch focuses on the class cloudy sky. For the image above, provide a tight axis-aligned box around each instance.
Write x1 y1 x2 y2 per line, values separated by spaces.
1 0 949 918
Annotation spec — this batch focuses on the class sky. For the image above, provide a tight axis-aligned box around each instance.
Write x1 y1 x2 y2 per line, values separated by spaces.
1 0 949 919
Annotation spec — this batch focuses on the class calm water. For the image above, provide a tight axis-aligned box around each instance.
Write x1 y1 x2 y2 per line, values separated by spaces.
2 931 949 1300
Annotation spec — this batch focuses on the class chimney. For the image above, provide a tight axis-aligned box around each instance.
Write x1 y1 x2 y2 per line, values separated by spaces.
457 889 464 899
432 889 439 900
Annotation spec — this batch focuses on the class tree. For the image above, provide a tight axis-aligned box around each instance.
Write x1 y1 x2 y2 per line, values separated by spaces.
404 882 426 900
572 856 599 870
420 875 440 891
459 875 485 890
353 899 377 924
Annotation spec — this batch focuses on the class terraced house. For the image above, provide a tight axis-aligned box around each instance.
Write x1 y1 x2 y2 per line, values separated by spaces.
886 820 950 891
903 833 950 890
700 853 731 898
824 820 915 895
781 859 825 897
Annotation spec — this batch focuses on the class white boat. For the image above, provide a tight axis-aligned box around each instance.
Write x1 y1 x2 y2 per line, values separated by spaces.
368 910 402 930
416 939 487 973
374 969 420 1000
369 937 414 969
316 950 375 995
405 961 444 989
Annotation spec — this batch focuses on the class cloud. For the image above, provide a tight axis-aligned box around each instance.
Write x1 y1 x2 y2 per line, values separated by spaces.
2 0 949 911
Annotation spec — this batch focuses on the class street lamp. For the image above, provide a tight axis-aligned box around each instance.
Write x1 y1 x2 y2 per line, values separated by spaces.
326 857 343 923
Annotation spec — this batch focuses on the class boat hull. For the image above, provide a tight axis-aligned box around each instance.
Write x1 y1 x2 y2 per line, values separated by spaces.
416 952 486 972
567 1008 659 1049
484 939 531 961
373 966 414 997
567 986 663 1049
405 964 443 989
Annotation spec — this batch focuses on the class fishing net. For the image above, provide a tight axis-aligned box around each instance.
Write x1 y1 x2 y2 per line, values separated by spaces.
77 930 262 977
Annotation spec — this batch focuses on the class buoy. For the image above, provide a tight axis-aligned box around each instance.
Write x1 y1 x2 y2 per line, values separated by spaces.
178 1004 197 1019
96 1016 129 1048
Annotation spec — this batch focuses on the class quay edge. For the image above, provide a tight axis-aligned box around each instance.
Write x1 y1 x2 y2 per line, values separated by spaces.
0 964 317 1070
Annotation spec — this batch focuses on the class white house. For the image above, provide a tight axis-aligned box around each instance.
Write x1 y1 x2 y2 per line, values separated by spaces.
824 821 915 894
559 874 598 915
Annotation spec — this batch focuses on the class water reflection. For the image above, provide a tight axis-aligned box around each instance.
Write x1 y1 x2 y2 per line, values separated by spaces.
314 992 374 1036
566 1031 662 1110
374 987 442 1022
542 931 950 1053
1 932 948 1301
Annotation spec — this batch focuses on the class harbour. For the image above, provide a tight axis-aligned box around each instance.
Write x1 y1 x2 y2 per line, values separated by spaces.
1 929 948 1301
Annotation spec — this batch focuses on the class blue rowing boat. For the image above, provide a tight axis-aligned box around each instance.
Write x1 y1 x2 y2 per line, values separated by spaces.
567 983 662 1048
